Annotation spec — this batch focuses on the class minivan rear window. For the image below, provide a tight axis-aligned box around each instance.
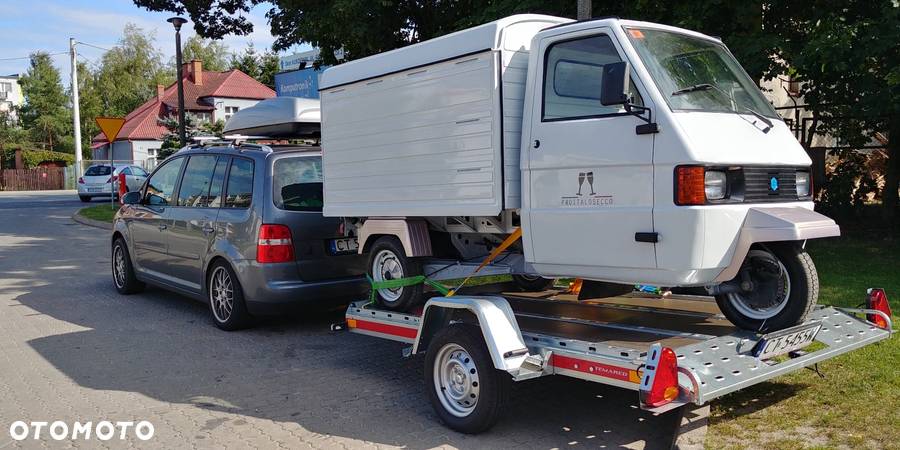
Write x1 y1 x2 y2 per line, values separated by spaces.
85 165 112 176
273 156 323 212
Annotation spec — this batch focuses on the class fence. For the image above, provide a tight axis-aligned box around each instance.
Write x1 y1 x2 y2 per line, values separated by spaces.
0 167 66 191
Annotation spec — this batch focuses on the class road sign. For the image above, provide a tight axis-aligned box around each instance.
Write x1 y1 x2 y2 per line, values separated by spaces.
95 117 126 142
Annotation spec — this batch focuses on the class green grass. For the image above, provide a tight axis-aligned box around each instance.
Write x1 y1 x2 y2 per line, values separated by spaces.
707 234 899 449
78 204 120 223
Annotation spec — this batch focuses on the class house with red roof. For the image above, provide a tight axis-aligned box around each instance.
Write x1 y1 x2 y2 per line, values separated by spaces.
92 60 275 162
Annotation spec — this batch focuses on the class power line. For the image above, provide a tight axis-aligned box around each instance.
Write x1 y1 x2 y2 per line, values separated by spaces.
0 51 68 62
76 41 113 52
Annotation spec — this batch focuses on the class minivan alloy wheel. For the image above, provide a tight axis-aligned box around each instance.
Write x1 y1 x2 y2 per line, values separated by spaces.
210 266 234 323
113 246 127 289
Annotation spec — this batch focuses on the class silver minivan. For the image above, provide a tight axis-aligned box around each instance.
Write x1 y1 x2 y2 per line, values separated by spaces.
111 144 368 330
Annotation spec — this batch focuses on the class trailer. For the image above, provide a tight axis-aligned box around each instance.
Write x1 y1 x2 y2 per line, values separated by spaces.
338 285 893 435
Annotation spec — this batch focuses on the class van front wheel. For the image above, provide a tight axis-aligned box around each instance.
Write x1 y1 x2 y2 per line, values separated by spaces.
715 244 818 333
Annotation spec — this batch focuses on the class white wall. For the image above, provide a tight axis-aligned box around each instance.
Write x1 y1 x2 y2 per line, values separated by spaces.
131 140 163 162
209 97 264 123
0 76 23 124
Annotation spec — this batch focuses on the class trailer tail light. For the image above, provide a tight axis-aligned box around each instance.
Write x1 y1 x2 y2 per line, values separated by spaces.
639 344 680 408
675 166 706 205
257 224 294 263
866 288 892 329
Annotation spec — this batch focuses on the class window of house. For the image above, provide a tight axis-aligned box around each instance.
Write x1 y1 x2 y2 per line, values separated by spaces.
224 106 240 121
273 156 324 211
224 157 253 208
0 82 11 93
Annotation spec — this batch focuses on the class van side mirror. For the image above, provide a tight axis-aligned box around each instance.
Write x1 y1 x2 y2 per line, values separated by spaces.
600 61 631 106
122 191 142 205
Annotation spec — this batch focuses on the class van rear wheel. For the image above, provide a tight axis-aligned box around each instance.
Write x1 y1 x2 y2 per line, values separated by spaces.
715 244 818 333
511 274 554 292
368 236 423 311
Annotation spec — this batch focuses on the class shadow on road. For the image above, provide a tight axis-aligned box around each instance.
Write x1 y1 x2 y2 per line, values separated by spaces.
3 218 801 449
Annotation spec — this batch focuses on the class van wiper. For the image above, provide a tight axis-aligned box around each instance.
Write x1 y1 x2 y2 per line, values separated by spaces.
671 83 714 96
742 107 773 133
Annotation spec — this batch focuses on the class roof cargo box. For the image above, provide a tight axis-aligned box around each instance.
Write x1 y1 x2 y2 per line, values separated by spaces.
320 14 571 218
223 97 321 138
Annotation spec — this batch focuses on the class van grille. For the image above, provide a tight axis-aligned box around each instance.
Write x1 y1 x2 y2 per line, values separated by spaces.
741 167 802 203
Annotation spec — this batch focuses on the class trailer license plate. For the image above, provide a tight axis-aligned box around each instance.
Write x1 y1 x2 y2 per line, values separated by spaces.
329 237 359 255
752 322 822 360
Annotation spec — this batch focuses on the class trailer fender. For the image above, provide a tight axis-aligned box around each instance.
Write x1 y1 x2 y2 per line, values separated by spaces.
412 296 530 372
358 219 432 257
715 207 840 282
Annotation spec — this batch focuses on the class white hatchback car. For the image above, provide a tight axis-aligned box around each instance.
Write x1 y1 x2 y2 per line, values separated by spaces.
78 164 149 202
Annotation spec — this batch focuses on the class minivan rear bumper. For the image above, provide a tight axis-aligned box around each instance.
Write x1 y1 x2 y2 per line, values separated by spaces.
235 260 369 315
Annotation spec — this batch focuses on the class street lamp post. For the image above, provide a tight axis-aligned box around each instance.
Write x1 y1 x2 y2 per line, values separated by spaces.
167 17 188 147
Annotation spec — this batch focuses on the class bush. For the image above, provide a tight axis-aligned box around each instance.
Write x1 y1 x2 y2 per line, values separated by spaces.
1 145 76 169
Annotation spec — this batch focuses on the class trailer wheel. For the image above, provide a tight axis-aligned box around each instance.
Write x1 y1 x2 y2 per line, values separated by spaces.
511 274 554 292
715 244 818 332
368 236 423 311
425 324 509 434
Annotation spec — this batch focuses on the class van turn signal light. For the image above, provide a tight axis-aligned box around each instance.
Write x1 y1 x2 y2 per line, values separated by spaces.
675 166 707 205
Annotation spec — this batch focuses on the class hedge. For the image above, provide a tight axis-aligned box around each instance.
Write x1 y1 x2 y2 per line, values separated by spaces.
1 145 76 169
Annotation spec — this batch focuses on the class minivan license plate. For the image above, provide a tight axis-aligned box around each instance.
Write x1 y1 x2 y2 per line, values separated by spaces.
752 322 821 360
329 237 359 255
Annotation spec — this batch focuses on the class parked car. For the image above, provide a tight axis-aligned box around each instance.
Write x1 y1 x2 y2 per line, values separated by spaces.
78 164 148 202
110 144 369 330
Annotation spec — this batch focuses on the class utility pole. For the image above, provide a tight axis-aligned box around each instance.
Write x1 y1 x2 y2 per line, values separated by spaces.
577 0 592 20
70 38 83 170
168 17 188 147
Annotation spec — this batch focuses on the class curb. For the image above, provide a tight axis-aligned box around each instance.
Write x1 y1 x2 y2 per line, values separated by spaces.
71 211 113 230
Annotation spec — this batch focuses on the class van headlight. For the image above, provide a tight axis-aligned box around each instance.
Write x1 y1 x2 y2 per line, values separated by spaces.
796 171 811 197
704 170 727 200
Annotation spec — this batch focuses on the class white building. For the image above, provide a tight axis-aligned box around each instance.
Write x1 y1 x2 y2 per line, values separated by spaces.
0 74 23 124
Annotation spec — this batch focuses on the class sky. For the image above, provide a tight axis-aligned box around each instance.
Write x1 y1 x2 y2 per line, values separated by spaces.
0 0 310 83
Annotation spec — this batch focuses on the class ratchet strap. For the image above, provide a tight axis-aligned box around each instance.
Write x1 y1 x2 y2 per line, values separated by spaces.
447 227 523 297
366 227 524 301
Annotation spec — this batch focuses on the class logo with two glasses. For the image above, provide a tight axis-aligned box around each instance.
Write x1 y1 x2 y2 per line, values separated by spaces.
560 171 613 207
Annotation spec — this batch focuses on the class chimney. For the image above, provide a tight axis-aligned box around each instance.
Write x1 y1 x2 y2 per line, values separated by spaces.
188 59 202 85
157 84 165 100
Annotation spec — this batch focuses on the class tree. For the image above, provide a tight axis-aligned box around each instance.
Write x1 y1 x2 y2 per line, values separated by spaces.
183 35 231 71
96 24 172 118
229 44 280 87
18 52 70 151
74 61 103 156
764 0 900 219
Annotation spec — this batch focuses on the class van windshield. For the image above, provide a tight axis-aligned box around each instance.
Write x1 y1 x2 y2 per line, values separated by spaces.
273 155 324 211
626 28 778 118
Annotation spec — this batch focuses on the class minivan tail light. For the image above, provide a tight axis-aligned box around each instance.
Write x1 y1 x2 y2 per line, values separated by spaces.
675 166 706 205
257 224 294 263
866 288 892 330
639 344 680 408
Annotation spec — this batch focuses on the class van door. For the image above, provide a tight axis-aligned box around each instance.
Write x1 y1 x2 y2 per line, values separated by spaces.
166 154 221 293
524 29 657 277
130 157 185 277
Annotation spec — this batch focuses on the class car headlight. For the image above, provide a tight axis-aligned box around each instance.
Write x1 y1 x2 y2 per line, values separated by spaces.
796 171 811 197
704 170 727 200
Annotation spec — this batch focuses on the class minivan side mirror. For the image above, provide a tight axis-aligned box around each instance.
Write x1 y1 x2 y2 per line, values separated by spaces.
600 61 631 106
122 191 142 205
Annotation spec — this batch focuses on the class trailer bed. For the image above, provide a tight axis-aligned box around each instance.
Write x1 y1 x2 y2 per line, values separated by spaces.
343 288 892 409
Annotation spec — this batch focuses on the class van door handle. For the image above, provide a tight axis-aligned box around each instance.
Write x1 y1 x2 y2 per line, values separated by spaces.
158 224 168 231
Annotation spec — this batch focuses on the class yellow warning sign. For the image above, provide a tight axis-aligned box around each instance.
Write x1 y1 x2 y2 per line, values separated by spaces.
95 117 126 142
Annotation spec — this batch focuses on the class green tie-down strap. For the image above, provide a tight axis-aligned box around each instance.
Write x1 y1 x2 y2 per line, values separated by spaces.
366 274 451 304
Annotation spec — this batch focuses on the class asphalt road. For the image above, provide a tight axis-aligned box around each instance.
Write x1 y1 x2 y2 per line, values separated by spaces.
0 191 706 449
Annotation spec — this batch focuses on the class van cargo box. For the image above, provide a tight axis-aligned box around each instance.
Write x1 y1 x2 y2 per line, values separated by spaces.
320 14 570 218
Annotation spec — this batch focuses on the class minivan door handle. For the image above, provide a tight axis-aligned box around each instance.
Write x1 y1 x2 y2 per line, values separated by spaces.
202 225 215 235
